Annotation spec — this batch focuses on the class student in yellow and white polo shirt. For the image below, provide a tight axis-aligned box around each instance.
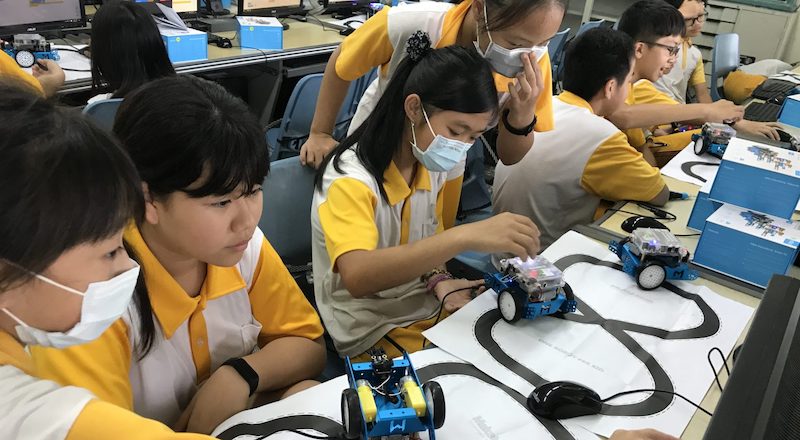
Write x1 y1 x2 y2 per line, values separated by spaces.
31 76 325 436
655 0 710 104
312 39 539 360
300 0 566 229
612 0 779 166
494 29 668 249
1 84 213 440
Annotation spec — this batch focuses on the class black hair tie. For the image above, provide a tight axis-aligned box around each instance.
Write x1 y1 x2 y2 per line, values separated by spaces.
406 30 432 63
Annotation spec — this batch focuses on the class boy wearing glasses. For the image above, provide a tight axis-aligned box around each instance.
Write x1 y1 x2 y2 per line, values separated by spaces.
609 0 778 166
656 0 710 104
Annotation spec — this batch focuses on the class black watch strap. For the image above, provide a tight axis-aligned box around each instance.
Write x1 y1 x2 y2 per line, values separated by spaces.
502 108 536 136
222 357 259 396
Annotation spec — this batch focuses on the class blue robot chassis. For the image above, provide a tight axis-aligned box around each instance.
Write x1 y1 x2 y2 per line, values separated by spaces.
484 256 577 323
609 228 698 290
342 349 445 440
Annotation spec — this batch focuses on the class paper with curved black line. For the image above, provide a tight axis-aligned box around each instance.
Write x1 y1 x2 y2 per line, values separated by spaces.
422 231 753 437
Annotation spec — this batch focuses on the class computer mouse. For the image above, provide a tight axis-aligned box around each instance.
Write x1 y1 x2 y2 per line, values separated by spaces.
620 216 669 233
527 381 603 420
776 129 799 151
215 37 232 48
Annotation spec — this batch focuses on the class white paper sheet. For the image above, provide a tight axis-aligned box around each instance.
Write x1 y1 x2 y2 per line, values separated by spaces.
423 231 754 438
660 142 720 187
212 348 600 440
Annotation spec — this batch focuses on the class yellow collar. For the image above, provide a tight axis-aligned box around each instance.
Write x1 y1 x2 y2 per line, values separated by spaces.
124 224 247 339
0 330 31 374
558 91 595 114
382 161 432 206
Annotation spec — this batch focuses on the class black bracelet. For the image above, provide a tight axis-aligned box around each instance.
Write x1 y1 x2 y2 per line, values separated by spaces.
222 357 259 396
502 109 536 136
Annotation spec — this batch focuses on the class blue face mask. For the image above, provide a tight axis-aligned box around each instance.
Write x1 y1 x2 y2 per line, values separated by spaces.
409 108 473 173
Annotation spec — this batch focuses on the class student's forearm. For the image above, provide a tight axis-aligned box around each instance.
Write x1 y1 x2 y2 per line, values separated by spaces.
608 103 709 129
648 184 670 206
310 47 352 137
641 145 657 167
243 337 326 392
496 123 535 165
694 84 713 104
337 227 470 297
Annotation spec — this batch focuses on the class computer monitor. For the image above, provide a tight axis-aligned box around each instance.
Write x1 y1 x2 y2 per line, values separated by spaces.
703 274 800 439
134 0 197 15
239 0 305 18
322 0 370 19
0 0 87 37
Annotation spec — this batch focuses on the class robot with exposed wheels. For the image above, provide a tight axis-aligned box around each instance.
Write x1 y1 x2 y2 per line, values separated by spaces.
341 349 445 440
692 122 736 159
485 256 577 324
609 228 699 290
1 34 59 68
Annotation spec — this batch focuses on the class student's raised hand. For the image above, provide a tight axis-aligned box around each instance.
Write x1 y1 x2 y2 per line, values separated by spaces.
704 99 744 124
733 119 781 141
609 429 679 440
179 365 251 434
504 52 544 130
457 212 540 259
434 278 486 312
300 132 339 169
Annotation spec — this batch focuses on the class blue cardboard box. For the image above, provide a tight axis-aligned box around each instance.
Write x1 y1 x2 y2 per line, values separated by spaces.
694 204 800 288
236 16 283 51
708 137 800 220
687 175 723 231
778 94 800 129
161 28 207 63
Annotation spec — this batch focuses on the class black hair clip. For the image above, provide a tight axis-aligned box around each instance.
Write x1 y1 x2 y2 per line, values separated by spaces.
406 30 432 63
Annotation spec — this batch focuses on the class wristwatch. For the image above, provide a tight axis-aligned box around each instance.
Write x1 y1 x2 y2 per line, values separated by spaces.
502 109 536 136
222 357 259 396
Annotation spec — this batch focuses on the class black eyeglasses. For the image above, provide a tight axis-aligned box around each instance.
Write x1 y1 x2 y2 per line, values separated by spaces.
644 41 681 57
685 12 708 26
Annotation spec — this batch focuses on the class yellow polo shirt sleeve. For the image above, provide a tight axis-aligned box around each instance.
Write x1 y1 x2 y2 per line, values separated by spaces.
0 52 44 95
67 400 214 440
249 238 324 346
581 132 666 202
441 174 463 230
30 319 134 410
335 8 394 81
689 60 706 87
623 81 680 148
318 178 380 268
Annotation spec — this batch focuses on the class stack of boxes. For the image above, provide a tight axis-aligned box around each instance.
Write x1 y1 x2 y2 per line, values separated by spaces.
688 138 800 287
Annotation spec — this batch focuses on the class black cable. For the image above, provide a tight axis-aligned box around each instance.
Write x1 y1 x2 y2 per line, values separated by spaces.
707 347 731 393
421 286 479 350
256 430 342 440
674 233 701 237
602 388 712 417
61 67 91 72
605 208 677 222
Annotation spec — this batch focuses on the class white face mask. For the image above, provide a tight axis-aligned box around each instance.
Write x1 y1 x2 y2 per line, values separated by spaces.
410 107 473 173
474 1 548 78
2 262 140 348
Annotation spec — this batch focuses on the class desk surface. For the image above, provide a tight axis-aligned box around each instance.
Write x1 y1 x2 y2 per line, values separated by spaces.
586 115 800 437
59 18 344 93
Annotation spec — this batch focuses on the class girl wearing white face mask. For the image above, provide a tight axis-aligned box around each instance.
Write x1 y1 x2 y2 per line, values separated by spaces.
311 33 541 362
0 84 214 439
300 0 567 226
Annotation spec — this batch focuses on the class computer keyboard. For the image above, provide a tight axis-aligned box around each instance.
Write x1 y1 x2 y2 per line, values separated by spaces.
744 102 782 122
752 79 798 101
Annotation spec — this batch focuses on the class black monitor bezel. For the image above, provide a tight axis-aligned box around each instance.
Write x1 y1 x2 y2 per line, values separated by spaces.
0 0 88 38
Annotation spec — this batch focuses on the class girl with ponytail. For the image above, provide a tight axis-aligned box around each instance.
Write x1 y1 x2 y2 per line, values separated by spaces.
311 32 540 360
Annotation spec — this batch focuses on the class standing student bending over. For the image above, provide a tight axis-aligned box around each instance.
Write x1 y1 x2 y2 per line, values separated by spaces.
312 33 540 361
32 76 326 435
